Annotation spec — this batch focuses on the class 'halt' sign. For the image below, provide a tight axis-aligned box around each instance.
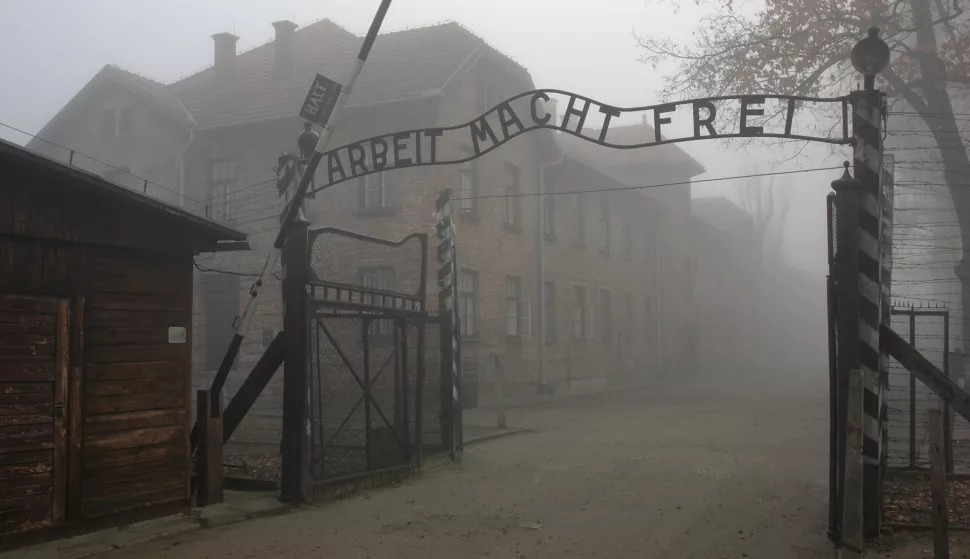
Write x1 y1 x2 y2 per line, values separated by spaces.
299 74 342 127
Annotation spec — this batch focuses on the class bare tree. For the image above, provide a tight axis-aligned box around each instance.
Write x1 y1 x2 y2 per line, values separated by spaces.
638 0 970 348
738 168 792 257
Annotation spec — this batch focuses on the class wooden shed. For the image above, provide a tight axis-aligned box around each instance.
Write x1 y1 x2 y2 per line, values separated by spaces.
0 139 246 545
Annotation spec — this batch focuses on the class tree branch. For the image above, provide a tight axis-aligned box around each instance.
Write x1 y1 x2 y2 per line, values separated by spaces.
883 66 932 113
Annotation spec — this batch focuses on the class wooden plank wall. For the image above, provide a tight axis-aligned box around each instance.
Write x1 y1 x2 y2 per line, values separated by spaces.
0 237 193 522
81 247 191 519
0 296 66 536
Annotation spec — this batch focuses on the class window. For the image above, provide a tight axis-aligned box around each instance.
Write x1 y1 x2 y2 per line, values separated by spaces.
685 258 695 303
543 189 555 239
572 285 588 340
506 275 522 337
624 292 634 342
459 269 478 336
543 281 556 342
118 106 134 137
621 218 632 259
360 152 392 211
598 202 611 253
208 160 237 222
459 146 477 215
100 110 116 139
361 267 396 335
600 289 613 344
503 163 520 228
644 294 654 341
572 194 586 246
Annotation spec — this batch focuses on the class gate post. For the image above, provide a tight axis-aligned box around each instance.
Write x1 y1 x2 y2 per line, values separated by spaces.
832 163 863 545
879 153 895 495
850 86 886 538
281 218 311 503
435 189 462 460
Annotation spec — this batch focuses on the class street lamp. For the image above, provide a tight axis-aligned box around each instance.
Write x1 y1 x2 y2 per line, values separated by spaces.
851 26 891 91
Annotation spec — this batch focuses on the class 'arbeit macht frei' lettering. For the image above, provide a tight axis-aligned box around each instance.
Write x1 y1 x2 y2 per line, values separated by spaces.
316 91 837 191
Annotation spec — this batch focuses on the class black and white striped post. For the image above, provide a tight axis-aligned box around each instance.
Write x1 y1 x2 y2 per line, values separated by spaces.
435 189 462 460
879 154 894 487
850 85 885 538
831 25 891 542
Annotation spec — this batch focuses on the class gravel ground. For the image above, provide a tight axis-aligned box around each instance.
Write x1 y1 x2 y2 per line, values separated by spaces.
95 370 835 559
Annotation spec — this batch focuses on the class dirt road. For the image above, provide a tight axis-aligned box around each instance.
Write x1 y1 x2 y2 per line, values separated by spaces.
97 372 834 559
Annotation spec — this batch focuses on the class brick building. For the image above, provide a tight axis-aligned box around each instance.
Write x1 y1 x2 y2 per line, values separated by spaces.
29 19 703 410
690 197 760 374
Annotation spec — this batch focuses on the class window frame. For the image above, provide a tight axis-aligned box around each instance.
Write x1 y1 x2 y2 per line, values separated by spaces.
572 193 586 247
572 285 589 341
503 163 521 230
600 288 613 345
598 201 611 253
506 275 522 337
459 269 479 337
207 159 237 223
359 151 394 213
458 146 478 217
543 280 557 343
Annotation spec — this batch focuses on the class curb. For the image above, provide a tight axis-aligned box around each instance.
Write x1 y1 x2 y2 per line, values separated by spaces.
464 427 533 447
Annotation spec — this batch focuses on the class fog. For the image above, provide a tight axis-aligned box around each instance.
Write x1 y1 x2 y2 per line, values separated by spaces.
0 0 837 393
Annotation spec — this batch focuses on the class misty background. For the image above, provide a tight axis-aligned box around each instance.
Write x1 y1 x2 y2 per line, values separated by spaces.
0 0 843 280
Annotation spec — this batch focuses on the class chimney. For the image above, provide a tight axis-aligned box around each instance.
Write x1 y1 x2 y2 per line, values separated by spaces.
211 32 239 75
272 20 298 75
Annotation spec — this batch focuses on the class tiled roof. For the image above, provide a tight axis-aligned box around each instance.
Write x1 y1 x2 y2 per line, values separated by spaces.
691 196 756 238
1 137 245 242
167 20 508 127
556 122 706 180
102 65 195 127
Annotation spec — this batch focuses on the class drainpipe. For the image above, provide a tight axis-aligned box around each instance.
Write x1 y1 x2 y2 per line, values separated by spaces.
180 129 196 209
655 219 662 376
537 154 564 394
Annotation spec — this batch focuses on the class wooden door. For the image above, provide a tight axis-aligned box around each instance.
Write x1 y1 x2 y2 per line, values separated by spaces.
0 295 69 536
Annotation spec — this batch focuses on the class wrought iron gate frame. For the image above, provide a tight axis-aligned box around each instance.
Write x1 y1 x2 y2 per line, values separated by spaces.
303 226 430 488
885 303 951 472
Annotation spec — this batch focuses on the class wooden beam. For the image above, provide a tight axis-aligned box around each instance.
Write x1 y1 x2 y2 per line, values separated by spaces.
221 333 284 443
881 325 970 423
841 369 864 559
930 409 950 559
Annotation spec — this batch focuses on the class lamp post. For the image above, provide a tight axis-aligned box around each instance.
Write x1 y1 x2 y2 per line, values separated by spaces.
850 27 891 91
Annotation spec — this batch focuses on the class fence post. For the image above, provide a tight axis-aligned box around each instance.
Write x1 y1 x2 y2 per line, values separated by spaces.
196 389 224 507
910 309 918 469
930 407 950 559
435 189 461 460
487 354 507 429
842 369 865 558
280 218 310 503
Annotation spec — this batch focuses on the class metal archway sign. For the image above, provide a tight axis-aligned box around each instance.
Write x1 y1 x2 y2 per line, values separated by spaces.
307 89 853 195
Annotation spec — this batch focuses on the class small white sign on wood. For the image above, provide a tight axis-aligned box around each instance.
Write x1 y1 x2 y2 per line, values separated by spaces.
168 326 187 344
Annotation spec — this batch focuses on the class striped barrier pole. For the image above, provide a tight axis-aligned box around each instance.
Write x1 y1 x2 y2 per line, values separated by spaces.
851 87 886 538
879 153 894 495
435 189 462 459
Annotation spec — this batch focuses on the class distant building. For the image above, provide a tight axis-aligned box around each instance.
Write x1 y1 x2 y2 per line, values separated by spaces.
29 19 703 411
690 197 760 373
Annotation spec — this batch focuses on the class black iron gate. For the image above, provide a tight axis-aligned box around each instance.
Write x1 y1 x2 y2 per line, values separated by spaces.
304 227 431 485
